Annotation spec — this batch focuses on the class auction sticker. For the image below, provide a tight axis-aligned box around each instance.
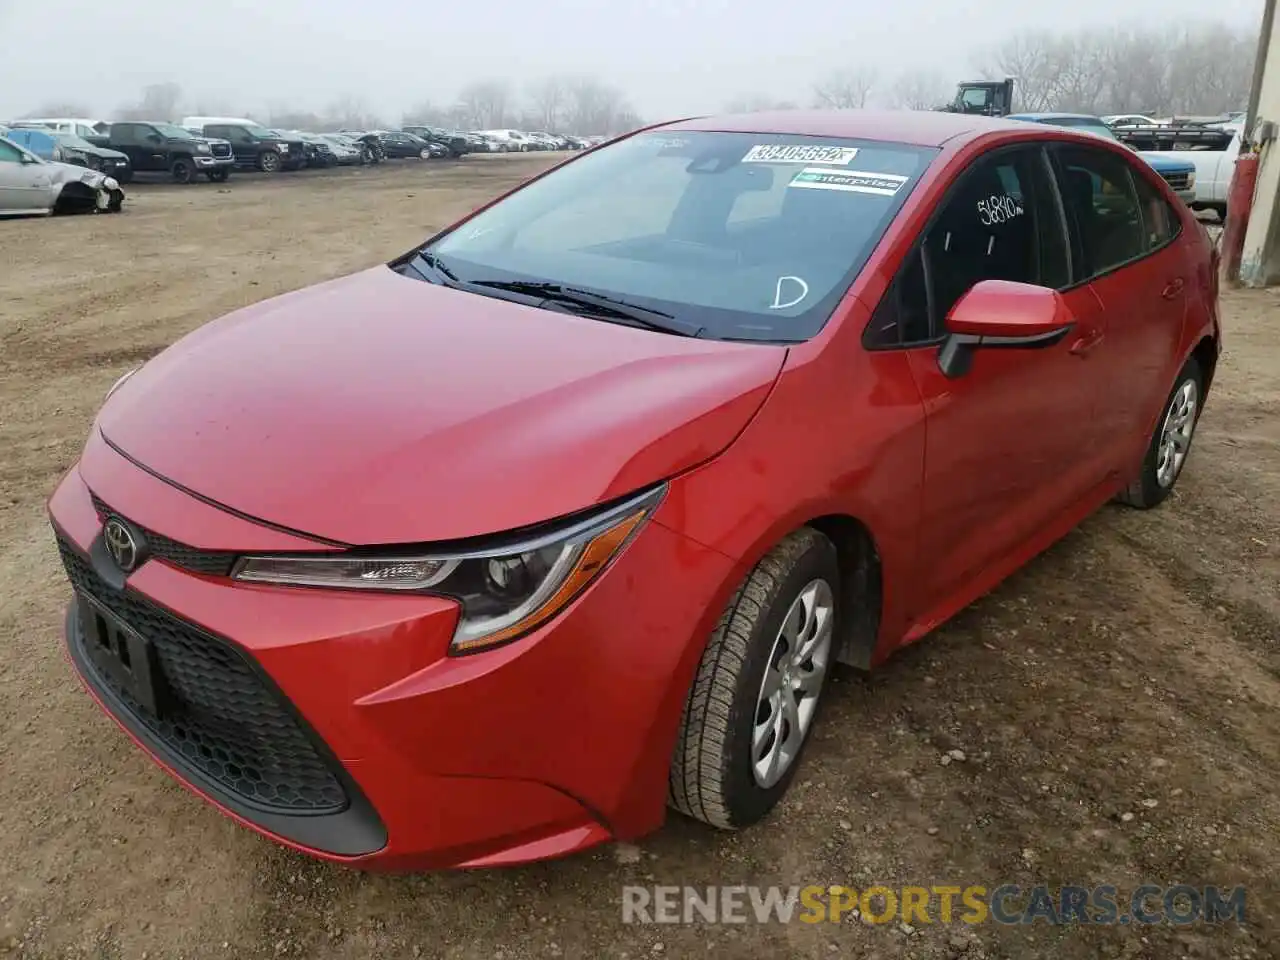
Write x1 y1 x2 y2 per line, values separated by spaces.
788 168 909 196
742 144 858 165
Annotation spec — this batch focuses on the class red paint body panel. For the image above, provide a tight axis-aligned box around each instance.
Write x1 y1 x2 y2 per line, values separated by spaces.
98 268 785 545
45 111 1220 870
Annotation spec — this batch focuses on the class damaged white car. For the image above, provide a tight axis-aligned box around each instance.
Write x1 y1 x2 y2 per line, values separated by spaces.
0 135 124 217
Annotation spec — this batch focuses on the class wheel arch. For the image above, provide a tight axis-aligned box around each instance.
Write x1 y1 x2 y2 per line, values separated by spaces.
1191 334 1218 396
805 514 883 671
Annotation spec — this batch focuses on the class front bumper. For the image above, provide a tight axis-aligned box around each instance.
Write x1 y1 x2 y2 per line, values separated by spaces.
47 444 738 870
194 155 234 169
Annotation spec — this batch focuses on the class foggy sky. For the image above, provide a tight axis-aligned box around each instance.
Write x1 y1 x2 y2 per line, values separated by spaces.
0 0 1264 124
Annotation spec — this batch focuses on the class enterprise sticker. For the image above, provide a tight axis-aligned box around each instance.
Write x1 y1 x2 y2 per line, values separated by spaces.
742 144 858 165
788 168 910 196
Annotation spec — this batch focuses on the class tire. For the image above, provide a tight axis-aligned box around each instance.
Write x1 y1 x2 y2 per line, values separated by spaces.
419 148 432 160
360 146 372 164
258 150 282 174
669 527 839 829
170 158 194 184
1116 357 1204 509
206 168 231 183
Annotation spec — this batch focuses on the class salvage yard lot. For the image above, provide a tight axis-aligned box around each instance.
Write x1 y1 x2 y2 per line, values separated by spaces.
1 155 1278 960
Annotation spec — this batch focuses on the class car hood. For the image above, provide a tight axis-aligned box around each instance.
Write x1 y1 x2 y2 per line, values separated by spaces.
98 267 786 545
44 161 113 188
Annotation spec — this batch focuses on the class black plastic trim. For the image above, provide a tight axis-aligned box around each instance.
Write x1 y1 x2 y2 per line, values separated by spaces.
61 586 388 858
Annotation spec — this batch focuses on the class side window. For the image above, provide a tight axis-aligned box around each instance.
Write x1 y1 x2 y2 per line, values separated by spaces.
142 125 163 143
867 146 1069 347
1131 171 1182 251
1053 146 1146 279
0 140 24 163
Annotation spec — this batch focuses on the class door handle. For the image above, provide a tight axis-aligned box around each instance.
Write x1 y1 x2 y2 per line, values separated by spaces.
1069 330 1104 357
1162 278 1185 299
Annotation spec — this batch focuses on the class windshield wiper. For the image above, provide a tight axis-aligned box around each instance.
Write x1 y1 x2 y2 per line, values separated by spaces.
414 250 462 285
468 280 704 337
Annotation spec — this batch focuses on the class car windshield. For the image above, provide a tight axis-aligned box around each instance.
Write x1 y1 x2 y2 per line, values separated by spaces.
149 123 195 139
420 131 935 342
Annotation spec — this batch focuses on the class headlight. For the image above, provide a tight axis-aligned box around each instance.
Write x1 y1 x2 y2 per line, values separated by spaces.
52 147 64 161
104 177 119 190
1186 172 1196 186
196 143 211 154
232 485 664 653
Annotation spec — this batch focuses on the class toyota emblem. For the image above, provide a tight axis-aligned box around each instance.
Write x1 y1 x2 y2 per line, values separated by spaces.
103 517 139 572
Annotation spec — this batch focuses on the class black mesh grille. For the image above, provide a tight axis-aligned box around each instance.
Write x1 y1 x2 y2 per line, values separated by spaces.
58 536 349 815
89 493 236 576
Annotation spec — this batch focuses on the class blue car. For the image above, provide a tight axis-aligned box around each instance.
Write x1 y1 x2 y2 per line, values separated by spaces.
3 126 133 181
1007 112 1197 205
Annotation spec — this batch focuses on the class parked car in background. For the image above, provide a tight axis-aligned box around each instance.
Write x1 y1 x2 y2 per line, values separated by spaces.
377 131 440 159
185 119 300 173
95 121 234 183
317 134 366 165
21 117 110 141
402 126 469 157
0 135 124 215
1113 122 1242 217
476 129 533 151
336 131 386 163
1103 114 1162 128
1008 113 1198 205
280 132 337 168
468 133 506 152
4 127 133 181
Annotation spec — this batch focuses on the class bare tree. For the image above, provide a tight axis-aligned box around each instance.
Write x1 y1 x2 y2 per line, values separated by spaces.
563 76 633 134
457 80 511 129
976 24 1255 118
528 76 568 131
887 71 949 110
22 101 95 119
812 67 877 109
723 94 799 113
403 100 448 126
268 109 326 131
325 96 384 131
115 82 183 121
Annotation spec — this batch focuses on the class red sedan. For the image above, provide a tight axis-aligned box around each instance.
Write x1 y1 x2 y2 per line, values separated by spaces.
48 110 1219 870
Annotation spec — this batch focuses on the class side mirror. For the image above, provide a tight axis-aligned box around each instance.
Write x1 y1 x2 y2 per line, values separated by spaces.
937 280 1075 379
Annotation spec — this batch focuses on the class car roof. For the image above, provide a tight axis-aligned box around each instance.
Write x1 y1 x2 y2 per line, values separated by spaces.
660 110 1032 147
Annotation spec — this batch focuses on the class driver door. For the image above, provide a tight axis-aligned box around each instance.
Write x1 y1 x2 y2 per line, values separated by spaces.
0 139 47 213
895 145 1112 623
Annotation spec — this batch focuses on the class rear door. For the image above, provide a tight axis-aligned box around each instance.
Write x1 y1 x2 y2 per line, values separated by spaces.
887 144 1111 614
1051 143 1183 469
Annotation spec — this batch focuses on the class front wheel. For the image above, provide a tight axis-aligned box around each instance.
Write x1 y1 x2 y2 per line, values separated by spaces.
170 158 194 183
258 150 282 173
1116 357 1204 509
669 527 839 829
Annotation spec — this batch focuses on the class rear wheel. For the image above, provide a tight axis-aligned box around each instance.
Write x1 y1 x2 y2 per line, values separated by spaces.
669 528 838 829
1116 357 1203 509
170 158 194 184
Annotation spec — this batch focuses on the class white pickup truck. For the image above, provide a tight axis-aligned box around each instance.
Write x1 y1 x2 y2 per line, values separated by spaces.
1113 123 1242 216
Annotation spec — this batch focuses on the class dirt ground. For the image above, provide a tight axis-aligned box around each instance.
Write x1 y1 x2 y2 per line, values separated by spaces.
0 156 1278 960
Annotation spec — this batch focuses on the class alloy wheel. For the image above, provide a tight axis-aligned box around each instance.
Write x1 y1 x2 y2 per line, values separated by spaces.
752 578 834 789
1156 379 1199 488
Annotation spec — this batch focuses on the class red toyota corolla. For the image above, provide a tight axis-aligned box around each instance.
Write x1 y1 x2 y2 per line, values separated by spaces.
48 111 1219 870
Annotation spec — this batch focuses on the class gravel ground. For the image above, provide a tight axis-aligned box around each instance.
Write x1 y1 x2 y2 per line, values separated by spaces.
0 156 1277 960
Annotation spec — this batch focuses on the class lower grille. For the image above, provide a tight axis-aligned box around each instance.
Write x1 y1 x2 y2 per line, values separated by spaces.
1161 171 1191 190
58 536 349 815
